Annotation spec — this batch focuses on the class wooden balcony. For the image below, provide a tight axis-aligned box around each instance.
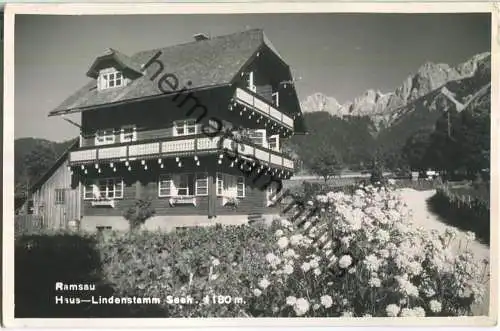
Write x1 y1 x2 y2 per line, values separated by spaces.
233 88 294 130
69 135 295 171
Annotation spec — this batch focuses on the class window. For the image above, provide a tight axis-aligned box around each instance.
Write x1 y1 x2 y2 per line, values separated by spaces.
195 173 208 196
272 91 280 107
120 126 137 143
247 71 256 92
216 173 245 198
83 178 123 200
158 175 173 197
174 119 198 136
55 189 65 205
237 177 245 198
248 129 267 147
95 129 115 145
158 173 207 197
268 135 280 151
100 71 124 89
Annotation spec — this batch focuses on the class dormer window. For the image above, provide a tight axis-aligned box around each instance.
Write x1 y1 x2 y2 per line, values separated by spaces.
98 68 125 90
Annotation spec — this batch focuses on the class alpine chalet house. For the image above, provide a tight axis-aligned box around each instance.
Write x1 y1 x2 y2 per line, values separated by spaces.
49 29 306 231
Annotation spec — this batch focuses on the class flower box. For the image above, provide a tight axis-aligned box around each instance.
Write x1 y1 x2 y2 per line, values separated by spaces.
169 197 197 207
91 199 115 208
222 196 239 208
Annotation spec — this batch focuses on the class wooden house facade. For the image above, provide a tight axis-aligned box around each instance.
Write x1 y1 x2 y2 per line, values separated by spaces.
47 29 306 232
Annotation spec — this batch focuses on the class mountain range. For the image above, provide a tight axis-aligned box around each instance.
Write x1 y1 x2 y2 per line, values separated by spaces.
292 51 491 172
300 52 491 132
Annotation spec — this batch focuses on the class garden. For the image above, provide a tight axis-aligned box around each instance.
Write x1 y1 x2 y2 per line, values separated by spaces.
15 184 489 318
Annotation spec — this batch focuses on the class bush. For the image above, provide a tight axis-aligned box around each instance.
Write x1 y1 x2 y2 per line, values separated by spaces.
97 224 276 317
249 186 488 317
123 199 156 230
428 187 489 244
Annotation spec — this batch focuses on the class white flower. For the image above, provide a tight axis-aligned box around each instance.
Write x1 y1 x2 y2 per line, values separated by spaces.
388 178 396 185
313 268 322 276
307 200 314 206
265 253 281 268
341 311 354 317
210 273 219 280
413 307 426 317
320 295 333 308
338 255 353 269
253 288 262 297
368 277 381 288
212 258 220 267
424 288 436 298
258 278 270 290
407 261 423 276
283 264 294 275
312 303 320 310
301 262 311 272
429 300 442 313
310 259 319 269
277 236 289 250
386 304 400 317
465 231 476 242
283 248 297 259
364 254 381 271
376 229 390 243
400 308 414 317
275 229 284 237
286 296 297 306
293 298 310 316
363 313 372 317
280 219 291 227
290 234 304 246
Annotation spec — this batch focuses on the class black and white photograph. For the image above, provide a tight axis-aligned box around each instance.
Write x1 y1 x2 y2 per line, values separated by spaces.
3 2 498 327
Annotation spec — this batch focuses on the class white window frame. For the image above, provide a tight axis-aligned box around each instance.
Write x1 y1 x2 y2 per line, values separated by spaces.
216 172 245 198
248 129 267 147
158 173 207 197
99 69 124 90
173 119 199 137
95 129 115 146
268 134 280 151
247 71 256 92
272 91 280 107
83 178 124 200
55 188 65 205
195 173 208 196
120 125 137 143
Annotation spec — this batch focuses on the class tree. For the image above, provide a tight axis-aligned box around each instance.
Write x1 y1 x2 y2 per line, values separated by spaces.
306 141 343 182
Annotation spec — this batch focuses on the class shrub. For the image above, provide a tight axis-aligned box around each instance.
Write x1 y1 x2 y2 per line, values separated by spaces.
96 224 276 317
248 186 488 317
123 199 156 231
429 187 489 244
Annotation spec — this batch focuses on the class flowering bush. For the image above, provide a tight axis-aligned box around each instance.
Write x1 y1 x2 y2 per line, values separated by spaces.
248 185 489 317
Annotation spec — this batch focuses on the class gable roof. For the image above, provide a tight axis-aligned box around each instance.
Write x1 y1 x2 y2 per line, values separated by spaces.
49 29 271 116
86 48 143 79
30 139 79 193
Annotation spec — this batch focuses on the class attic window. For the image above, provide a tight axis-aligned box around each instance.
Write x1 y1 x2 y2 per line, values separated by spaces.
99 69 124 90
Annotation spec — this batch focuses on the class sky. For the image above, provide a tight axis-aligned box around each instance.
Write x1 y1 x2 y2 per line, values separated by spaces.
15 13 491 142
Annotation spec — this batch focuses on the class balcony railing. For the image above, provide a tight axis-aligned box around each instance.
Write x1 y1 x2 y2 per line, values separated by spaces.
69 135 295 171
234 88 294 129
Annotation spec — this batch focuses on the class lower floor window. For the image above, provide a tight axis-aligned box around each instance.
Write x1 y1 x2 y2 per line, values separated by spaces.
158 173 208 197
55 189 65 204
217 173 245 198
84 178 123 200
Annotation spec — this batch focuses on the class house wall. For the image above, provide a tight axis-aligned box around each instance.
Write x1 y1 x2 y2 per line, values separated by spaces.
32 159 80 229
78 155 281 230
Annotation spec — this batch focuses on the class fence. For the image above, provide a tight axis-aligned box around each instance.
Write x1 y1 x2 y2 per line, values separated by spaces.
15 215 46 235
